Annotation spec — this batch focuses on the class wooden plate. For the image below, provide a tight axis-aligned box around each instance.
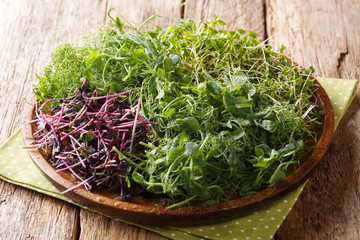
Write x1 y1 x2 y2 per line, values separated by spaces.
22 79 334 226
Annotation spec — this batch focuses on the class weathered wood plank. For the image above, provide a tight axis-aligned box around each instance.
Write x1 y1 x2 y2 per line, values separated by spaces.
0 0 107 239
267 0 360 239
0 181 79 240
77 1 182 239
106 0 183 29
266 0 348 78
184 0 266 40
79 210 167 240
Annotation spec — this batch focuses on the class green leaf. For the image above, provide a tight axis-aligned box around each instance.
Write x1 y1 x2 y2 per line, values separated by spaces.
223 91 235 108
85 51 101 68
87 147 95 155
206 81 222 97
184 142 200 157
132 172 145 183
170 133 189 151
237 28 246 35
84 71 93 82
156 67 166 77
134 48 147 60
238 99 253 108
169 53 181 65
255 157 266 168
193 151 206 168
179 117 200 133
103 82 122 94
248 31 258 38
163 57 174 72
156 89 165 99
248 84 256 96
115 17 123 31
235 118 251 126
145 39 159 58
255 147 264 157
255 144 272 155
218 120 232 129
246 109 270 120
164 108 176 117
278 140 303 157
168 145 185 163
260 120 277 132
232 73 247 87
269 171 286 184
174 67 189 75
216 19 226 26
230 129 245 140
84 134 94 143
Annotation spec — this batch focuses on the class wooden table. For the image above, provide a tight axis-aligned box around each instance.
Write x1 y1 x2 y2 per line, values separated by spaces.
1 0 359 239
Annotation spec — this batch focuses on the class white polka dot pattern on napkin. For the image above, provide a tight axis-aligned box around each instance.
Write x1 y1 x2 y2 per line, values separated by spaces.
0 133 59 194
316 77 358 129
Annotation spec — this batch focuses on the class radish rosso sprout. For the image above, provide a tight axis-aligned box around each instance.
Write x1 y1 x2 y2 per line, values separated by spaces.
30 80 156 199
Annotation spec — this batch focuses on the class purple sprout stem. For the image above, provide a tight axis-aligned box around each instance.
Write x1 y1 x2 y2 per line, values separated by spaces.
43 115 70 123
95 97 117 118
38 98 61 111
120 132 127 152
106 127 130 132
38 109 62 150
60 118 94 141
61 176 94 194
69 136 87 168
119 106 137 120
87 112 122 116
113 123 135 128
56 103 65 126
60 159 91 189
56 160 83 172
86 90 131 100
131 98 144 153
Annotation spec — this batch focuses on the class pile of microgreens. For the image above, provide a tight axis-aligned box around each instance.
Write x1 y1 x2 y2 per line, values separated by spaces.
32 12 322 208
31 79 156 198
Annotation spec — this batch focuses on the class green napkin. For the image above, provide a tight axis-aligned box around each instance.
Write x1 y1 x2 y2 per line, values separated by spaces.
0 78 357 240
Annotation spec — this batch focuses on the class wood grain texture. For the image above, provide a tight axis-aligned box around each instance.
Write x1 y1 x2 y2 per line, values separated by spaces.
0 0 106 239
267 0 360 239
266 0 349 78
107 0 182 29
184 0 266 40
0 181 79 240
79 210 167 240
